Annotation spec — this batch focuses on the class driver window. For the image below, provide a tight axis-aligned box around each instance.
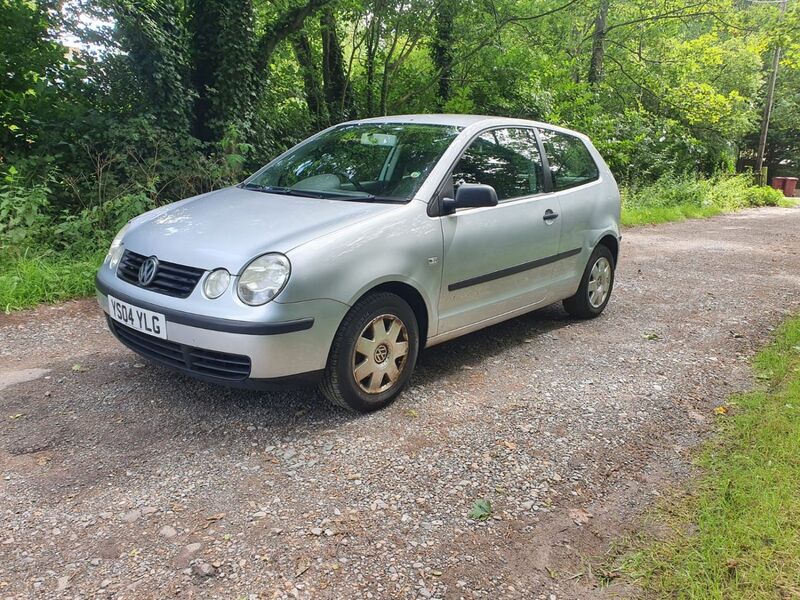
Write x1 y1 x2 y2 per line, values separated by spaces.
452 128 544 202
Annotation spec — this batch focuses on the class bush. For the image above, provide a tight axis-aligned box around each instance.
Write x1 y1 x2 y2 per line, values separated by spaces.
0 173 51 247
621 174 785 226
0 171 154 311
0 248 104 312
54 194 155 253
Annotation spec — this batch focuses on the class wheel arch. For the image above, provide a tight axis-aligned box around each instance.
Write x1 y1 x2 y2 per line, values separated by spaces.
596 233 619 266
351 281 430 348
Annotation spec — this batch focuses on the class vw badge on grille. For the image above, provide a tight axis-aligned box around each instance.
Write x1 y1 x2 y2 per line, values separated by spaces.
138 256 159 286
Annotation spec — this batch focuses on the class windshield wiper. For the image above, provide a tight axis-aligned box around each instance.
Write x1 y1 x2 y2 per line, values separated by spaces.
242 183 405 203
240 183 328 199
322 193 406 203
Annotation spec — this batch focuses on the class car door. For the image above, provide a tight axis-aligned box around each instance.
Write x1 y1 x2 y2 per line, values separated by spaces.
537 128 604 293
437 127 562 334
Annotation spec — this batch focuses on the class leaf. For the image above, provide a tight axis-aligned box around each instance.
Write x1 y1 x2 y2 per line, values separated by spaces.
405 409 418 418
8 413 24 420
71 364 84 372
295 557 311 578
569 507 593 525
714 405 729 415
468 499 493 521
642 332 660 341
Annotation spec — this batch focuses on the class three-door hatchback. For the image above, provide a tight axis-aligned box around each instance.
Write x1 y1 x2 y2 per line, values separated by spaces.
96 114 621 412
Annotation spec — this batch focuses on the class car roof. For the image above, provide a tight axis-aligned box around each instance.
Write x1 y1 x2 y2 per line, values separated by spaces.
348 114 493 127
341 114 588 139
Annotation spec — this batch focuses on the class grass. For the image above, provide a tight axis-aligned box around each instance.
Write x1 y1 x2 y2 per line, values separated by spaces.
622 203 724 226
621 173 790 226
0 248 105 312
618 316 800 599
622 197 796 226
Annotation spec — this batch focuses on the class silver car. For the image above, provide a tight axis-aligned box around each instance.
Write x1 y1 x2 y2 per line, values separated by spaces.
96 115 621 412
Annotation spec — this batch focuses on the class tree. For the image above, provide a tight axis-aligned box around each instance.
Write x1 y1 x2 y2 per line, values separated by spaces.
320 7 353 123
292 30 329 128
116 0 334 142
587 0 609 84
0 0 71 159
430 0 455 107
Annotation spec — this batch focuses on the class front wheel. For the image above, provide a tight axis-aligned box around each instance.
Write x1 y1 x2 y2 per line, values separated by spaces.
320 292 419 413
563 245 615 319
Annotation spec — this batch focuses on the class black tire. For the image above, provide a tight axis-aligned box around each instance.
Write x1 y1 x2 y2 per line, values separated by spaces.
563 245 615 319
320 292 419 413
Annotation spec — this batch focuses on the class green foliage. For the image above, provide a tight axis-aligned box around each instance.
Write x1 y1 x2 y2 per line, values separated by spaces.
0 0 68 153
55 194 155 252
0 249 104 312
1 0 799 311
619 315 800 599
0 174 50 246
621 174 785 226
468 499 493 521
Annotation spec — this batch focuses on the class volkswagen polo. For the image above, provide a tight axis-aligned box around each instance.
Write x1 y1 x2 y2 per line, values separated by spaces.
96 115 621 412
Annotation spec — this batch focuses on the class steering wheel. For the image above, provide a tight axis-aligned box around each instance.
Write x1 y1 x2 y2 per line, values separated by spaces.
335 171 369 193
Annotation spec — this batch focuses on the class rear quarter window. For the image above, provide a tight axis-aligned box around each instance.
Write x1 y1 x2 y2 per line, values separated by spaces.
539 129 599 191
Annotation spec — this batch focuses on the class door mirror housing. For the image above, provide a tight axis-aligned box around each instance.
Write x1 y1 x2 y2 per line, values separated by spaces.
441 183 499 215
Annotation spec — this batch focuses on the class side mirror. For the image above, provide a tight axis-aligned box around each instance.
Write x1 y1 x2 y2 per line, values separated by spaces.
442 183 499 215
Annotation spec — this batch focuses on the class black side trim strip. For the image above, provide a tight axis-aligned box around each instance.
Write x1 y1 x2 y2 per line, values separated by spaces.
448 247 582 292
96 276 314 335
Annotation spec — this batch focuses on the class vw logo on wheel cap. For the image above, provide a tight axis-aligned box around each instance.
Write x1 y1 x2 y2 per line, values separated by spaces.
138 256 159 286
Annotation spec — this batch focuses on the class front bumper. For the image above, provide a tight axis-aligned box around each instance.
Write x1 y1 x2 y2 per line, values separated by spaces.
96 274 349 383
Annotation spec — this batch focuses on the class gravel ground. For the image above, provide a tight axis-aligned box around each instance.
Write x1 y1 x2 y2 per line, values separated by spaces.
1 206 799 600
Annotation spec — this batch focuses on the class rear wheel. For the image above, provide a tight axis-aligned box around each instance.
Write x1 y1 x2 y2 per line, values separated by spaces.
320 292 419 413
563 245 615 319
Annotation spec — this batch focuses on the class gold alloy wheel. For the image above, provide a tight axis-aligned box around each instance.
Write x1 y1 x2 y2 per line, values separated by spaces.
588 256 612 308
352 314 409 394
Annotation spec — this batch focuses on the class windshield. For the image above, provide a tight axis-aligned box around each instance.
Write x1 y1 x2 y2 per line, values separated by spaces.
243 123 462 202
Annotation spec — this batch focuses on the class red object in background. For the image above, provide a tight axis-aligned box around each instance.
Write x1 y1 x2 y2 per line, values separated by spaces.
771 176 786 190
784 177 798 197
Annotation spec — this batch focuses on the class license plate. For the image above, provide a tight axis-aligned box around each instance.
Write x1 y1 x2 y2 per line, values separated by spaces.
108 295 167 339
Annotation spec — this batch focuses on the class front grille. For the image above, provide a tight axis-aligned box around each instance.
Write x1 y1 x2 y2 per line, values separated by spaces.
117 250 204 298
108 319 251 381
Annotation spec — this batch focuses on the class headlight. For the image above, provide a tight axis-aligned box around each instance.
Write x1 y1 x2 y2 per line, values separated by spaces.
105 222 130 270
237 253 291 306
203 269 230 299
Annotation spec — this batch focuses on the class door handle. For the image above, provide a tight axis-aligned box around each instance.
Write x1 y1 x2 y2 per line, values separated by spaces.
543 210 559 222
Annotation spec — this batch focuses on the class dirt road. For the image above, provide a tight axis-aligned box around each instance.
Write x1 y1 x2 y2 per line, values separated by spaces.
1 207 799 599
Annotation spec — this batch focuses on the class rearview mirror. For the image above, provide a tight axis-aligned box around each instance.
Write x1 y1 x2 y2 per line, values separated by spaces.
442 183 499 215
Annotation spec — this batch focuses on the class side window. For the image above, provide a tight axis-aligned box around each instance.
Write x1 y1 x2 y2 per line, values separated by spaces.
538 129 599 191
452 128 544 201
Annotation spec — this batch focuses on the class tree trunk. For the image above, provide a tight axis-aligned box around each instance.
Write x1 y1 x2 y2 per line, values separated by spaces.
189 0 257 142
379 31 400 115
364 10 382 116
117 1 194 134
320 8 353 123
431 0 455 108
587 0 609 85
292 32 329 128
